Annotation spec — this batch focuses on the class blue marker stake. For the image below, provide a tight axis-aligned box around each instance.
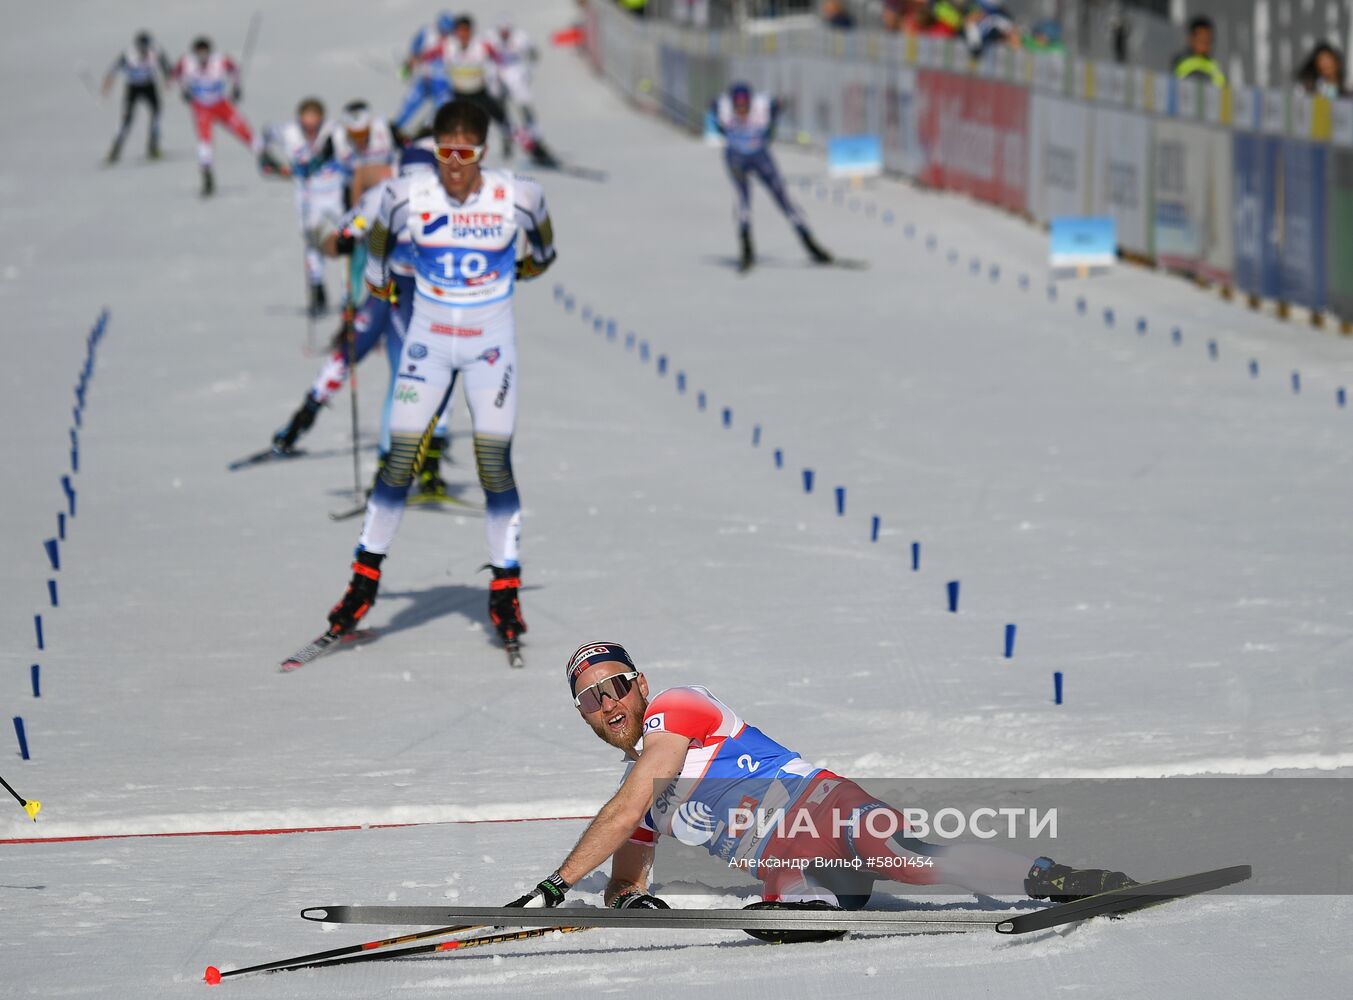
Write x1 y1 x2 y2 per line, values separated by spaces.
1054 672 1064 705
946 580 960 613
592 317 603 333
47 580 58 607
990 265 1000 282
882 210 894 225
774 449 783 469
1004 623 1017 658
834 487 845 515
1136 318 1147 334
43 539 59 571
903 224 914 238
1338 388 1347 408
802 469 814 493
1291 371 1301 394
1208 340 1218 360
1047 285 1057 302
581 305 592 322
13 717 30 760
947 250 958 265
697 392 706 411
640 342 650 362
1076 297 1086 315
553 284 564 301
658 355 668 376
1019 274 1029 290
563 296 574 313
752 425 761 446
70 428 78 451
870 515 880 542
911 541 920 571
73 406 81 428
71 448 78 473
1249 359 1259 378
926 235 937 251
625 332 635 350
31 664 40 698
34 615 44 651
57 513 65 541
1172 326 1182 345
62 476 75 517
722 407 732 428
969 258 980 275
675 371 684 392
1103 308 1114 327
606 320 617 340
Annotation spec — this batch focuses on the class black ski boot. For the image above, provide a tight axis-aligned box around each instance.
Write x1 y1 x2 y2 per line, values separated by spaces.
742 900 847 944
272 393 323 455
488 565 527 644
797 225 833 264
106 138 124 165
738 225 754 273
327 550 384 635
1025 857 1138 903
146 136 161 160
200 166 215 197
307 283 328 318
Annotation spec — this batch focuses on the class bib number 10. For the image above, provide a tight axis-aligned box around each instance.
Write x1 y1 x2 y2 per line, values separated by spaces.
435 250 490 281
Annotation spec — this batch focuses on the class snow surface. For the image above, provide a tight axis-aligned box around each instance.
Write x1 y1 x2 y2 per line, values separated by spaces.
2 1 1349 996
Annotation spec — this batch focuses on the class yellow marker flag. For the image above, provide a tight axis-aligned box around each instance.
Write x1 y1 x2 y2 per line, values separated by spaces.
24 799 40 821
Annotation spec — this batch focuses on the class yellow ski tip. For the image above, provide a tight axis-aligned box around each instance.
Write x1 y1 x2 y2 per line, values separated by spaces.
24 800 40 821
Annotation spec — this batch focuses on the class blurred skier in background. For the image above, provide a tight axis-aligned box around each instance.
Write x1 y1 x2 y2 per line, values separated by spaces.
173 36 255 197
101 30 172 163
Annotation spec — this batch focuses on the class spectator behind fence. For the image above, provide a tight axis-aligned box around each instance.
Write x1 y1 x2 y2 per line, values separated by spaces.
1025 18 1064 54
822 0 856 29
964 1 1020 56
1173 15 1225 86
1296 42 1348 98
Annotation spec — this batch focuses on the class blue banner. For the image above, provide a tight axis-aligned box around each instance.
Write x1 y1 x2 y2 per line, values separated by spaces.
1231 133 1280 299
1279 140 1327 311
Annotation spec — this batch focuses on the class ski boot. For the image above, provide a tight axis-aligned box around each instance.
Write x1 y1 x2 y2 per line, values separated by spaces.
488 565 527 645
410 434 451 503
272 394 322 455
200 166 215 197
307 283 328 318
106 138 124 165
797 225 833 264
327 550 384 635
738 225 754 273
1025 857 1138 903
742 900 847 944
146 137 161 160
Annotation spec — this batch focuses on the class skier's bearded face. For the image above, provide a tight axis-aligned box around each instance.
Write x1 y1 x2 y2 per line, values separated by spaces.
575 665 650 753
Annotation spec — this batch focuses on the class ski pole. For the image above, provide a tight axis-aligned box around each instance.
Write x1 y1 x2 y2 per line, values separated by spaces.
345 261 362 498
242 924 589 979
0 773 41 821
205 922 481 984
237 12 263 96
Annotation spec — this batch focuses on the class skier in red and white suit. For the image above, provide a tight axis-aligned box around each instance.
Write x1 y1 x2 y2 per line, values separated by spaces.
504 642 1138 941
173 36 255 196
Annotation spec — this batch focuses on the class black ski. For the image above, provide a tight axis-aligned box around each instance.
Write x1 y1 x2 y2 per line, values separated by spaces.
994 864 1252 935
228 447 307 471
300 904 992 934
279 628 378 672
825 257 870 270
328 503 366 522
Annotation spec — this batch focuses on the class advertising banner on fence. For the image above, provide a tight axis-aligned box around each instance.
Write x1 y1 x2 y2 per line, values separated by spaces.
918 71 1028 213
1328 149 1353 320
1027 94 1089 222
1279 140 1327 311
1089 107 1152 257
1232 133 1281 300
882 65 923 178
1152 120 1233 284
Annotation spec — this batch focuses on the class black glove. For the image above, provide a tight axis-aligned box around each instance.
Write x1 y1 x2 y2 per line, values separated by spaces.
515 252 554 281
506 870 569 908
611 891 670 910
231 85 242 103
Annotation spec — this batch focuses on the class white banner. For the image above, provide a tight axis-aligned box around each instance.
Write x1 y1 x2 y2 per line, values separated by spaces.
1027 94 1091 222
1153 120 1234 283
1090 108 1153 256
